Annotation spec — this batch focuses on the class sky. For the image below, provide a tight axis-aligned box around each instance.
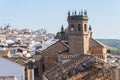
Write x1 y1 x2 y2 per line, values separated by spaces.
0 0 120 39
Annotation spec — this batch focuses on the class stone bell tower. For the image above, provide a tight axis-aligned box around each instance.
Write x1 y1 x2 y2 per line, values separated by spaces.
68 10 91 54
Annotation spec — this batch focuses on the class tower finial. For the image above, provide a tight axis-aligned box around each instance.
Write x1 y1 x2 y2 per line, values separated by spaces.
68 11 70 16
89 25 92 31
75 10 77 15
81 10 83 15
79 11 81 15
61 25 64 32
84 10 87 16
72 11 74 15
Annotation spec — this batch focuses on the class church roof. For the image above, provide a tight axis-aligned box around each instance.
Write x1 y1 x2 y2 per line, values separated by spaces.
42 40 69 54
44 54 116 80
2 56 28 66
44 54 91 79
90 38 107 48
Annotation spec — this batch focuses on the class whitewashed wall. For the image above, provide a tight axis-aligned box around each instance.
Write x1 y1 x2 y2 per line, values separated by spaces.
0 57 25 80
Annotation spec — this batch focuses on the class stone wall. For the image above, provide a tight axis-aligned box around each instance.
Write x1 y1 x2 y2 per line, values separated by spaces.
42 41 68 70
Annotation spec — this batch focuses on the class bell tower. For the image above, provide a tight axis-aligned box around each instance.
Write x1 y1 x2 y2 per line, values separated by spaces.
68 10 91 54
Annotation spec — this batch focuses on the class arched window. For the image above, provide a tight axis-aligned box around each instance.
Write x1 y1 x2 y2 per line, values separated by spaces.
71 24 74 31
84 24 87 31
78 24 81 31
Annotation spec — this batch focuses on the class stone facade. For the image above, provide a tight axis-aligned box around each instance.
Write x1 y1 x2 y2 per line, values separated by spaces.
61 11 107 61
67 11 90 54
42 41 69 70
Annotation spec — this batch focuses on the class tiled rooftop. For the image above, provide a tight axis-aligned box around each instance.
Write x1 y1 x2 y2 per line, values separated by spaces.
44 54 116 80
3 56 28 66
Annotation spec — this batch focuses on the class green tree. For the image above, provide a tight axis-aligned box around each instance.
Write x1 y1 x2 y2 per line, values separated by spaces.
54 31 61 39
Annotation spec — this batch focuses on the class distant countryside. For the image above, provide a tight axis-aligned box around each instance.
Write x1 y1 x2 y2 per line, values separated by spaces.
97 39 120 55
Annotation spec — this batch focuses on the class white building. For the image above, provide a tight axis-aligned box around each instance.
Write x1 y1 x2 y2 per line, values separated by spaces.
0 57 25 80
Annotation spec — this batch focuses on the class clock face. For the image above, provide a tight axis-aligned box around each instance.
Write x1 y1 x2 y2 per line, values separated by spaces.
70 24 74 32
71 27 74 31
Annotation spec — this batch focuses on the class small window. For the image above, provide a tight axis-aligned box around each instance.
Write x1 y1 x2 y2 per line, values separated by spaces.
34 68 39 76
71 24 74 31
84 24 87 31
78 24 81 31
42 64 45 72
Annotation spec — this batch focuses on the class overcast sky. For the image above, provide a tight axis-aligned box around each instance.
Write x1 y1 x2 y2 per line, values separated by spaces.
0 0 120 39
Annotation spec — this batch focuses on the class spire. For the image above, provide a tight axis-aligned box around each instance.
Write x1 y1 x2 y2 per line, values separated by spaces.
75 10 77 15
72 11 74 15
79 11 81 15
81 10 83 15
61 25 64 32
68 11 70 16
84 10 87 16
89 25 92 31
60 25 65 40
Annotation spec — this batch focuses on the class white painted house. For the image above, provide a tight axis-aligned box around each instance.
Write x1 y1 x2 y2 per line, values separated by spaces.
0 57 25 80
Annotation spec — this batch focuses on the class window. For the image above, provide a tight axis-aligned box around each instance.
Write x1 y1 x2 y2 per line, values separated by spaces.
42 64 45 72
84 24 87 31
71 24 74 31
78 24 81 31
34 68 39 76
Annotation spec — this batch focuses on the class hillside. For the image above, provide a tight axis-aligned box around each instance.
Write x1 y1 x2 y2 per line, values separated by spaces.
97 39 120 48
97 39 120 55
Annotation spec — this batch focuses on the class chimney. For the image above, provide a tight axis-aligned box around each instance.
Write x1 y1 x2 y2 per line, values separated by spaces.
58 51 62 62
27 59 35 80
116 67 120 80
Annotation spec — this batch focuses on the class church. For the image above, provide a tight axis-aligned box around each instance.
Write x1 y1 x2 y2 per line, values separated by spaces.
60 10 107 61
42 10 107 70
33 11 119 80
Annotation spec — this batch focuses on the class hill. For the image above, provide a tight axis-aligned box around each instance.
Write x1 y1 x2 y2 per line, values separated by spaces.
97 39 120 48
97 39 120 55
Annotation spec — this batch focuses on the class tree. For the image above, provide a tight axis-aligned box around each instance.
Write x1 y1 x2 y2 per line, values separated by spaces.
54 31 61 39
